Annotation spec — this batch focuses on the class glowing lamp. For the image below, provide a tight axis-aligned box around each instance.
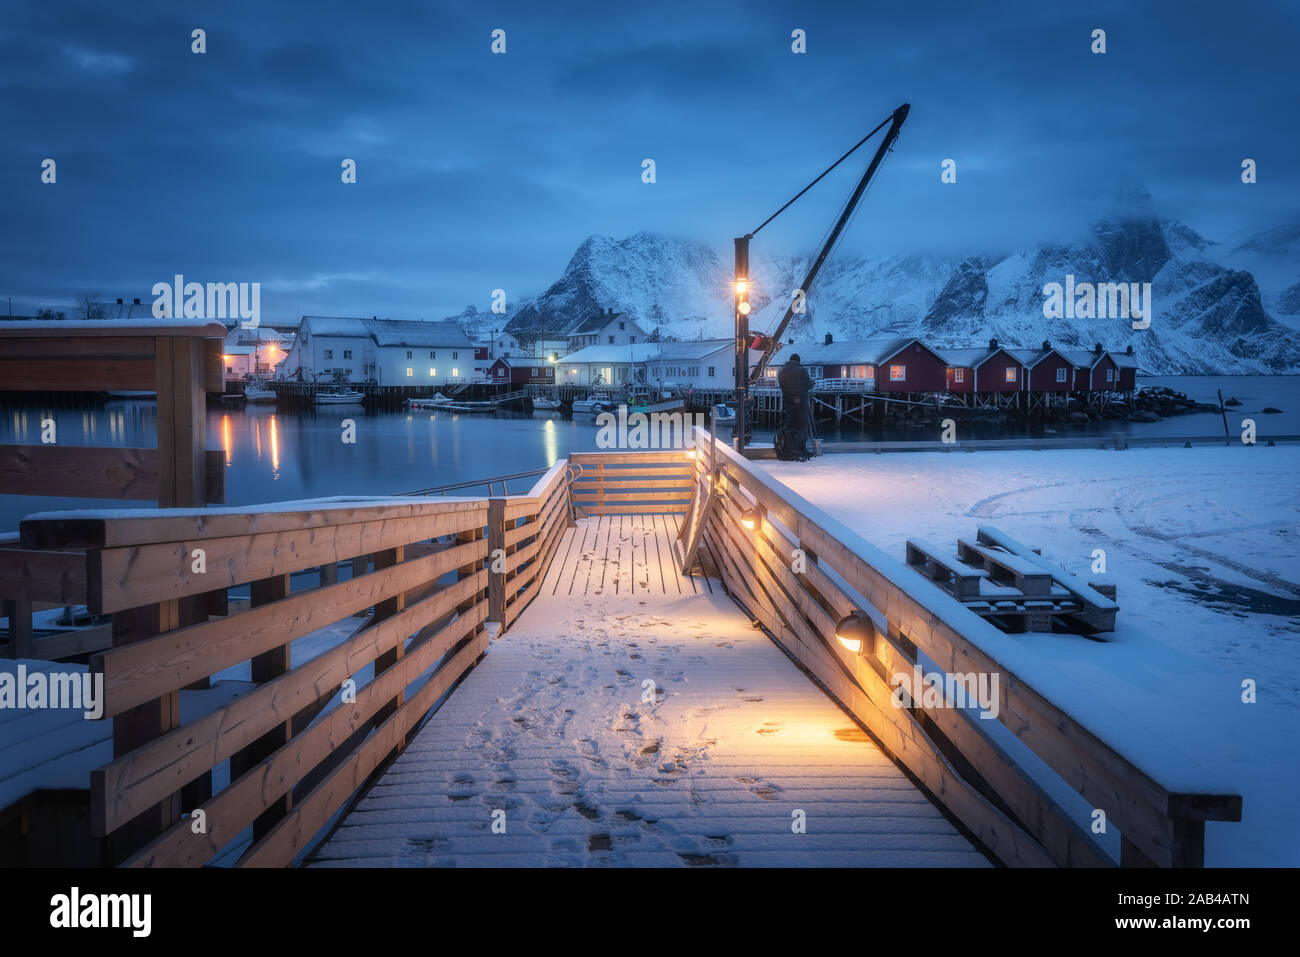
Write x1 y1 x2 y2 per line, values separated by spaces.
735 279 749 295
685 447 698 459
738 302 751 316
740 507 758 530
834 610 873 654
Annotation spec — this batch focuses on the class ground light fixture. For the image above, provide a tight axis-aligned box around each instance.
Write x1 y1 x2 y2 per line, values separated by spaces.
685 447 698 459
740 507 759 529
834 610 873 654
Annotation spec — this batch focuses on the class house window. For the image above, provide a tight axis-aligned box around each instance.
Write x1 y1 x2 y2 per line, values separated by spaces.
866 365 875 378
765 368 777 378
343 350 352 359
530 368 537 377
890 364 906 382
1056 367 1068 383
952 368 965 383
708 366 715 378
1106 367 1114 382
452 352 458 359
429 368 436 376
406 351 413 359
430 351 436 359
608 336 615 344
1005 367 1017 382
406 368 413 377
452 368 459 378
630 336 636 343
225 365 233 374
619 321 625 330
324 349 334 360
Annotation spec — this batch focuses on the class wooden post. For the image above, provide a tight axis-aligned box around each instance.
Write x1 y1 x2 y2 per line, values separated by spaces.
319 561 338 587
107 601 182 864
3 598 33 659
154 335 207 508
371 547 406 731
229 574 291 841
487 499 506 627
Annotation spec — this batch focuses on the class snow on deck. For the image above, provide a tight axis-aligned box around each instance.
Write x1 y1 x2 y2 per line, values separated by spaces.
761 446 1300 866
310 517 988 867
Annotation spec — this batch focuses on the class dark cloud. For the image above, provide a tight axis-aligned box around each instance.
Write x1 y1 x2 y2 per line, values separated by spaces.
1 0 1296 322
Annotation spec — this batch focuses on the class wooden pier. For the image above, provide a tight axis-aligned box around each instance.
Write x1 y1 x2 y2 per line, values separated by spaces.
1 337 1243 867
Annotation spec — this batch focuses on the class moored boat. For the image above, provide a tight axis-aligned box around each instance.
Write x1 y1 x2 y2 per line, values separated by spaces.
315 387 365 405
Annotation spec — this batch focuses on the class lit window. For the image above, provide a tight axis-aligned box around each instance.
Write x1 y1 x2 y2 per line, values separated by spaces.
866 365 875 378
406 368 413 377
1005 367 1017 382
452 368 459 377
1056 367 1068 383
889 364 906 382
429 368 436 376
953 368 965 383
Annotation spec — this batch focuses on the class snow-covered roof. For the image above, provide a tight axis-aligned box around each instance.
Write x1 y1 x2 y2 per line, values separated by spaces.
298 316 473 348
936 347 993 368
569 310 632 335
562 339 737 364
1111 352 1140 369
494 356 553 368
769 337 920 367
1061 349 1111 368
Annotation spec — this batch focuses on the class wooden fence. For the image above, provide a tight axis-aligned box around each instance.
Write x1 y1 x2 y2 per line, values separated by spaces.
686 427 1240 867
569 450 693 517
0 320 226 661
16 462 570 867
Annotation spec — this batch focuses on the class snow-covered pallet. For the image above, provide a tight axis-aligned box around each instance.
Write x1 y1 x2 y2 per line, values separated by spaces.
904 532 1116 634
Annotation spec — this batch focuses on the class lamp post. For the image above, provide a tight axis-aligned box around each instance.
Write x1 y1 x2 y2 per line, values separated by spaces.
734 236 751 452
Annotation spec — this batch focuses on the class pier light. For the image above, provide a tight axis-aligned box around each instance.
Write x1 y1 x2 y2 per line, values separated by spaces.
740 507 759 530
735 279 749 296
685 447 698 459
834 611 873 654
738 302 751 316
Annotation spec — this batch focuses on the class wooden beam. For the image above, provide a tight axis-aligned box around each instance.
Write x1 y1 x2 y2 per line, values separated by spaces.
0 548 88 604
0 445 159 500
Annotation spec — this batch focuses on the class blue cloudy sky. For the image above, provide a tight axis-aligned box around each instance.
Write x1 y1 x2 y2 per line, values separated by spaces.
1 0 1296 323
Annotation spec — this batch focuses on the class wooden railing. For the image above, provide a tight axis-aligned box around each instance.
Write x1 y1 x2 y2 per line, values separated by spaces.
16 462 571 866
1 320 226 661
686 427 1240 867
569 450 693 517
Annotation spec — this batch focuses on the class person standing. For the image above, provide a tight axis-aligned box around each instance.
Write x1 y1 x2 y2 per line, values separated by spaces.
776 353 813 460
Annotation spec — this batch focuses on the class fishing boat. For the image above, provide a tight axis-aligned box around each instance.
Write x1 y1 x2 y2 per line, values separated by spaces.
571 392 616 415
315 387 365 405
407 393 453 409
711 403 736 423
244 378 277 404
531 396 562 411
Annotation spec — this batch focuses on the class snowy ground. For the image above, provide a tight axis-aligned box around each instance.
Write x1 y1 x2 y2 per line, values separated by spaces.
762 444 1300 866
311 569 987 867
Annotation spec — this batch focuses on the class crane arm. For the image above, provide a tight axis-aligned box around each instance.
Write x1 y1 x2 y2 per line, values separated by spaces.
747 103 909 386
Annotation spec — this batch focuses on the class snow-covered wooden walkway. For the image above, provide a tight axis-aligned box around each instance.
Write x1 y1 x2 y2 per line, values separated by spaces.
310 517 988 867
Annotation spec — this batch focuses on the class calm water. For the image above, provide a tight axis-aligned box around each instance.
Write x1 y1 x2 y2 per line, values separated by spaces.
1 375 1295 529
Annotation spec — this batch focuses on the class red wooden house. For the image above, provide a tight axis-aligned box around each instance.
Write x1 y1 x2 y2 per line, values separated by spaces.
1013 342 1077 392
487 356 555 386
875 338 947 392
1063 345 1120 391
1111 346 1138 391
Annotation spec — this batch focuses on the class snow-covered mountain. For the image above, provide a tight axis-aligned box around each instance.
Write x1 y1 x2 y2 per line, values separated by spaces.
478 214 1300 373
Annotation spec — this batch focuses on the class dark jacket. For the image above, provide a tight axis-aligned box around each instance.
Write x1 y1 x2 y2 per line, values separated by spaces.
778 360 813 404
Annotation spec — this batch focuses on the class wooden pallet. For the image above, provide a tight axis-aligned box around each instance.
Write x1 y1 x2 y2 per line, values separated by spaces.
906 531 1118 634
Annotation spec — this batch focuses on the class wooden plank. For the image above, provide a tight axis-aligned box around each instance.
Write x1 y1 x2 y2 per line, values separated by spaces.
0 445 159 500
156 335 207 508
21 498 486 550
94 571 487 835
2 598 34 659
487 499 506 623
91 537 487 717
87 507 486 613
569 451 689 465
0 548 88 604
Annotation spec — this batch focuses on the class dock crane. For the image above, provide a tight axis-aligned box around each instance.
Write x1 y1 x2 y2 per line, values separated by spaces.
733 102 910 453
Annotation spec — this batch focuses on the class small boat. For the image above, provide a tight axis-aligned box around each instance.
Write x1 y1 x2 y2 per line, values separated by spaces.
407 393 453 409
531 396 562 411
244 379 277 404
711 403 736 423
315 387 365 405
572 393 616 415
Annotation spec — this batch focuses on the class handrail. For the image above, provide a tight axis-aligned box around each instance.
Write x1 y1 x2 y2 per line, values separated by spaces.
686 425 1240 867
17 461 575 867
